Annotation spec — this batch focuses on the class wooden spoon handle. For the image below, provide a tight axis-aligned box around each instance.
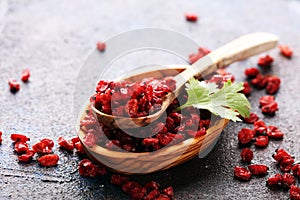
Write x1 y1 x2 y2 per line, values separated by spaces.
175 32 278 90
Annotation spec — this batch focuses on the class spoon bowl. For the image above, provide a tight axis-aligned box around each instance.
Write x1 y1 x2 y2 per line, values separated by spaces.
91 32 278 129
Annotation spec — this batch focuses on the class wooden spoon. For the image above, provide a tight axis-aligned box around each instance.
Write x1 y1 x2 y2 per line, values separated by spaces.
92 32 278 129
78 66 229 174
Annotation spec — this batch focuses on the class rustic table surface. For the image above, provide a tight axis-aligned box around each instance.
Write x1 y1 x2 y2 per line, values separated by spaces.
0 0 300 199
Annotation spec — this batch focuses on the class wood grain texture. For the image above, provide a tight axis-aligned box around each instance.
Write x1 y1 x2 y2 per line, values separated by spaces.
79 106 229 174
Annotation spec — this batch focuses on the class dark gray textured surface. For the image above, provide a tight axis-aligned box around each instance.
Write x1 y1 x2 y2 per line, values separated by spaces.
0 0 300 199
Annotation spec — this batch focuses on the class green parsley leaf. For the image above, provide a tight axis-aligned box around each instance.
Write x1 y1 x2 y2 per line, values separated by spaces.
179 78 251 122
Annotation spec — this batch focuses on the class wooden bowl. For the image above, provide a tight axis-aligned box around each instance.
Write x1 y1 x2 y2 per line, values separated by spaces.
77 66 230 174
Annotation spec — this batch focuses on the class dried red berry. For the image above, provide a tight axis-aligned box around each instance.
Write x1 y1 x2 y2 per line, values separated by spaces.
71 136 80 144
267 174 283 186
78 159 104 177
279 45 293 58
38 154 59 167
273 149 295 173
240 148 253 163
21 69 30 82
83 132 96 147
32 139 54 154
185 13 198 22
248 164 269 176
143 189 160 200
280 157 295 173
257 55 274 67
10 133 29 143
189 47 211 64
58 137 74 151
40 138 54 148
142 138 159 146
266 82 280 95
245 68 260 78
282 173 295 188
255 136 269 148
130 186 147 200
14 141 29 154
251 74 267 89
96 41 106 52
243 112 259 124
18 150 36 162
0 131 2 144
261 101 278 116
8 79 20 93
259 95 275 107
156 194 171 200
292 164 300 178
162 186 174 199
265 76 281 94
144 181 160 192
273 149 293 163
234 166 251 181
110 174 129 186
238 128 255 145
266 126 284 139
122 181 142 195
254 120 267 134
241 81 252 96
74 141 85 154
290 185 300 200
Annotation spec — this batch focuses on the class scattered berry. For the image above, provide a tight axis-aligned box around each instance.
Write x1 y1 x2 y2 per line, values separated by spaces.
265 76 281 94
185 13 198 22
279 45 293 58
8 79 20 93
58 136 74 151
257 55 274 67
251 74 267 89
111 174 129 186
18 150 36 162
32 138 54 154
266 126 284 139
240 148 254 163
238 128 255 145
21 69 30 82
162 186 174 199
241 81 252 96
243 112 259 124
234 166 251 181
255 136 269 148
290 185 300 200
38 154 59 167
273 149 294 173
282 173 296 188
259 95 275 107
267 174 283 186
78 159 106 177
261 101 278 116
248 164 269 176
10 133 29 143
14 141 29 154
245 68 260 78
254 120 267 135
292 164 300 178
96 42 106 52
